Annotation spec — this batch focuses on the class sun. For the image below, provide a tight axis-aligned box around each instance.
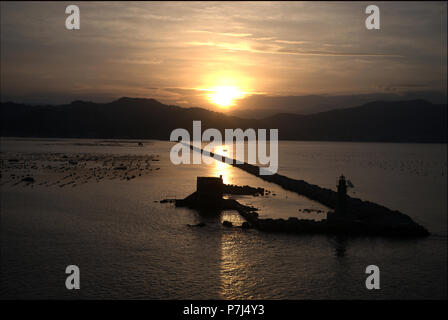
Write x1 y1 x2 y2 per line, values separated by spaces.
207 86 245 108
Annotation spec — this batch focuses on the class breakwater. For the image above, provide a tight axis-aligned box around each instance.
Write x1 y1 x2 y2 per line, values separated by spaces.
185 143 429 237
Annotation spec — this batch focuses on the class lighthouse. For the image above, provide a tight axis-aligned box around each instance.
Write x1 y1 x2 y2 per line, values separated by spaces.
336 174 348 216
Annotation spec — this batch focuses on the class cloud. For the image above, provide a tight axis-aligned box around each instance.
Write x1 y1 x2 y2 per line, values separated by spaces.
186 41 402 57
274 39 308 45
189 30 253 37
108 58 163 65
374 84 430 92
276 48 403 57
185 41 254 52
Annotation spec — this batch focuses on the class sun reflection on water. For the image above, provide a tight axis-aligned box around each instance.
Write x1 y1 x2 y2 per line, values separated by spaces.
208 144 234 185
219 231 255 299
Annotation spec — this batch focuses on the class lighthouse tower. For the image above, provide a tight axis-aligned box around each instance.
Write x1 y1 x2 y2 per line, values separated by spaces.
336 174 348 216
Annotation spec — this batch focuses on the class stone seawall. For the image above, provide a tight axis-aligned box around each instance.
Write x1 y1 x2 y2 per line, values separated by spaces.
185 143 429 237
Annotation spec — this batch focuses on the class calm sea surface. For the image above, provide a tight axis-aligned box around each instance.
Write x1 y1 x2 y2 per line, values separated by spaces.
0 138 446 299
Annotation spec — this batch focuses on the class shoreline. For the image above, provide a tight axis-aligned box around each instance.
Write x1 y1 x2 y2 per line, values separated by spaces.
1 136 447 145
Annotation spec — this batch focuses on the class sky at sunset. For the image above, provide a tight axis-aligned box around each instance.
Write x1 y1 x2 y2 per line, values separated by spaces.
1 1 446 111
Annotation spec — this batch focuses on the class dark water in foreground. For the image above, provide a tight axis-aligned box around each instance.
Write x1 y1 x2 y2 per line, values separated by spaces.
0 139 446 299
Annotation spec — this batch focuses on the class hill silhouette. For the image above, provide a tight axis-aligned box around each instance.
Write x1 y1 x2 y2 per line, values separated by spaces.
1 97 446 142
260 99 447 142
229 91 447 118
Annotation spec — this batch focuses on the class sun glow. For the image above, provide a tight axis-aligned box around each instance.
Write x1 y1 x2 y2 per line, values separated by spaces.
206 86 246 108
209 145 233 184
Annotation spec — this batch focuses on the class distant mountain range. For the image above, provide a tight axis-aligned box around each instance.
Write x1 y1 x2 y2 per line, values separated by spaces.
1 97 446 143
230 91 447 119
